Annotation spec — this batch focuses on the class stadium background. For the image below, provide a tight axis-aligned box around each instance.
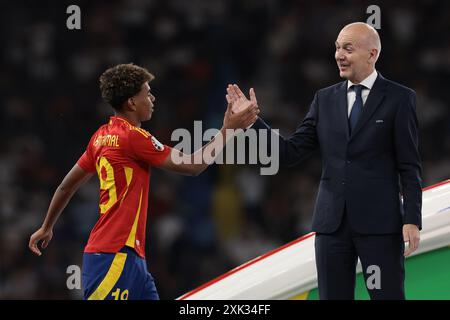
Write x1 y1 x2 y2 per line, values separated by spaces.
0 0 449 299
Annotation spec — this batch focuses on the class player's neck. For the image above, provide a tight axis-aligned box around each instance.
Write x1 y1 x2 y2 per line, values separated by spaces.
115 112 141 127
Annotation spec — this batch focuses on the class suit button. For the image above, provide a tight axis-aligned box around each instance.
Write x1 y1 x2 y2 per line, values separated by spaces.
342 181 346 185
347 160 351 164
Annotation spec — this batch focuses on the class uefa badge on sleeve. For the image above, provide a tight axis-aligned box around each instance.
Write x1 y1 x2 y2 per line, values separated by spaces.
151 136 164 151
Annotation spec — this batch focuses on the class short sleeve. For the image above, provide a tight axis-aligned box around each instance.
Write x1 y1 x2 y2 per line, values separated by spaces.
128 129 171 167
77 149 96 173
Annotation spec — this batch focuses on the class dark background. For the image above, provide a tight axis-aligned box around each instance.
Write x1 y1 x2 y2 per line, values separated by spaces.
0 0 449 299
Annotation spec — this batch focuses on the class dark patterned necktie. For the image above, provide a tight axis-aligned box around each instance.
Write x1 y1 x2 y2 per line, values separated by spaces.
349 84 364 135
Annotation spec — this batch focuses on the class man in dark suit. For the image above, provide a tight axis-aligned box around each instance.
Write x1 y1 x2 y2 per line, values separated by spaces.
226 22 422 300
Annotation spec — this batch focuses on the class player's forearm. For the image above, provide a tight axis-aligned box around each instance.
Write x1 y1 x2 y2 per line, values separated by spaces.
175 127 234 176
41 164 93 231
41 184 77 231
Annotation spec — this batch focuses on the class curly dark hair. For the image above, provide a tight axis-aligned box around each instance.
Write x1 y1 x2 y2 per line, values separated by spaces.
99 63 154 110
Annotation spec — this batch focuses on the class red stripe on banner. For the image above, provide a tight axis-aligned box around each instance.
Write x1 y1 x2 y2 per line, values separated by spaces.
178 232 316 300
422 179 450 191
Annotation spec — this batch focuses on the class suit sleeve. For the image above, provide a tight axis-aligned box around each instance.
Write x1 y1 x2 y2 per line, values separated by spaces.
128 130 171 167
394 91 423 229
252 92 320 167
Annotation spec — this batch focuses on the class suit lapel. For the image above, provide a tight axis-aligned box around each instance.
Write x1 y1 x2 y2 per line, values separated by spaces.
349 74 387 141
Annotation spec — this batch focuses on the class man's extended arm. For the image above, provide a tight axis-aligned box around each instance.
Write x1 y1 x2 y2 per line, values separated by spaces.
227 84 319 167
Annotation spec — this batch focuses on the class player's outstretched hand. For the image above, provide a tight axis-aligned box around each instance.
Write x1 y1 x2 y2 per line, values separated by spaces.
226 84 259 114
223 99 259 130
29 227 53 256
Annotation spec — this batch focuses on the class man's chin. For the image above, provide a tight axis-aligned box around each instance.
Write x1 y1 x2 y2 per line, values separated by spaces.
339 70 350 79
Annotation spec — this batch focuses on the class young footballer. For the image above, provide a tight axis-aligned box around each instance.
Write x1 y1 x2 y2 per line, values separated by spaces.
29 63 258 300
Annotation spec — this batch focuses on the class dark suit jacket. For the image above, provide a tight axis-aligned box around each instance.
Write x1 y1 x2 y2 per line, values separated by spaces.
253 73 422 234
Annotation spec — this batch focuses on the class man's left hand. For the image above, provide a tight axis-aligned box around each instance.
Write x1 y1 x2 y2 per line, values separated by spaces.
403 224 420 257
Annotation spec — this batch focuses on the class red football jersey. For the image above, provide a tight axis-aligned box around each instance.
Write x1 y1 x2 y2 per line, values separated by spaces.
77 116 171 258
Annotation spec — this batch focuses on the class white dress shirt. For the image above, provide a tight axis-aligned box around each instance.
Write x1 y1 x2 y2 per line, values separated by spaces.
347 70 378 117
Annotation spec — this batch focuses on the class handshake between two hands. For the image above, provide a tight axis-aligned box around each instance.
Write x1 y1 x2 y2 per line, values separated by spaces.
222 84 260 130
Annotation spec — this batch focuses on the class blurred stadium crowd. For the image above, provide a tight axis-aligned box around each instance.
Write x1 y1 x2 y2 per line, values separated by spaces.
0 0 449 299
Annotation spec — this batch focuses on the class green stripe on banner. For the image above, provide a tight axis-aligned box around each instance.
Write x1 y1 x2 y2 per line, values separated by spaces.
307 246 450 300
403 246 450 299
